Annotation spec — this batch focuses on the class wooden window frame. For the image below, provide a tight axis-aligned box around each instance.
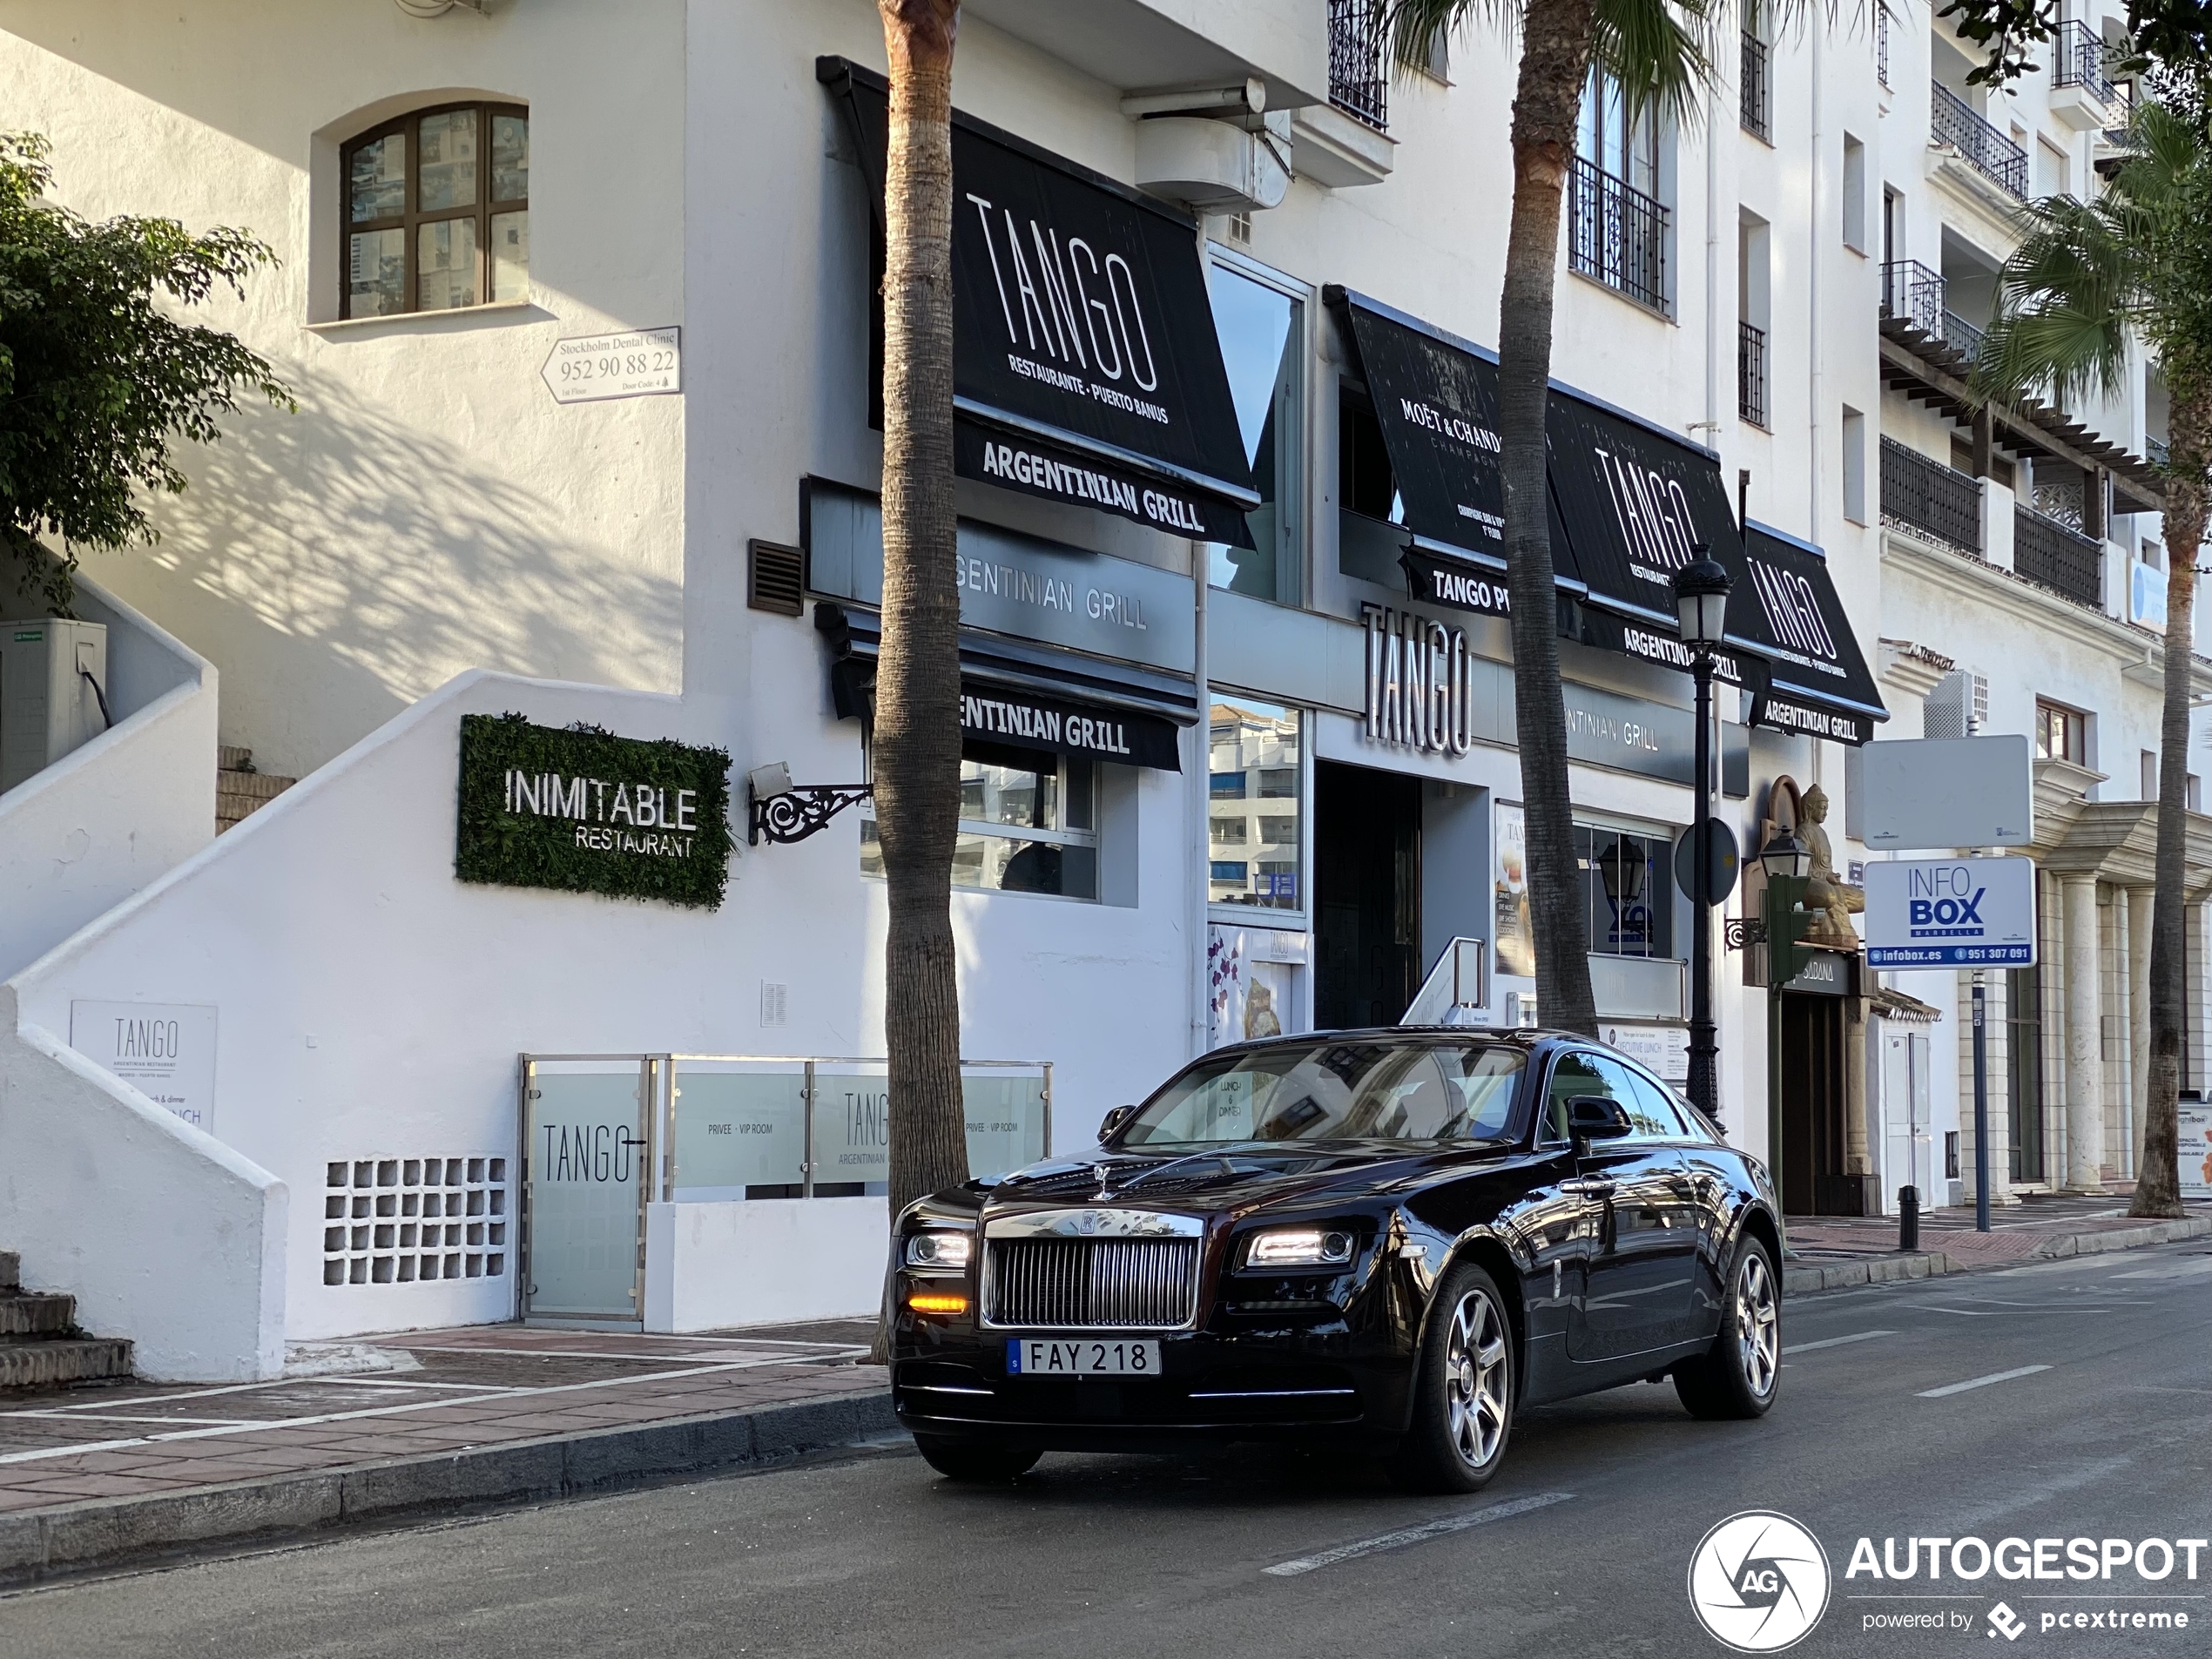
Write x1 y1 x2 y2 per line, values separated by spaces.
2035 699 2086 764
341 101 529 319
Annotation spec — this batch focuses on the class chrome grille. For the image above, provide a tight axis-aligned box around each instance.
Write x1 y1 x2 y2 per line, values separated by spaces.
985 1238 1200 1330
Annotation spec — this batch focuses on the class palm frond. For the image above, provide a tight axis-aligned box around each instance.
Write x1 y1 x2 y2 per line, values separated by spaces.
1389 0 1521 72
1977 179 2141 409
1592 0 1721 132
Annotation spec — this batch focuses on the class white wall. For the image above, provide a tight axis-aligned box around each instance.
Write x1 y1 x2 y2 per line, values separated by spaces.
0 576 216 980
0 986 287 1380
644 1197 887 1332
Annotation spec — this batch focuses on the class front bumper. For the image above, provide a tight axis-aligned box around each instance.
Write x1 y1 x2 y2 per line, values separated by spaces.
891 1318 1416 1451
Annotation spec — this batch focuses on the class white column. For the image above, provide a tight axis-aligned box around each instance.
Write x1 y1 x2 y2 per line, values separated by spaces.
2128 886 2153 1179
2062 873 2106 1190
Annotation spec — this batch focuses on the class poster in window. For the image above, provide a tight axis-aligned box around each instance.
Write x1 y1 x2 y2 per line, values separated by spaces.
1494 802 1534 978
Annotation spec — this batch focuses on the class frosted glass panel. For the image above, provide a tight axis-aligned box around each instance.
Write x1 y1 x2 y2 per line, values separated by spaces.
527 1069 644 1318
671 1067 806 1200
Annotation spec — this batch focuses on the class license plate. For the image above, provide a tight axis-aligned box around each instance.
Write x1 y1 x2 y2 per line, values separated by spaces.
1006 1338 1160 1377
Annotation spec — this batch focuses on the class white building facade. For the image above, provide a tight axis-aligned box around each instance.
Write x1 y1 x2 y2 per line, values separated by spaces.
0 0 2200 1377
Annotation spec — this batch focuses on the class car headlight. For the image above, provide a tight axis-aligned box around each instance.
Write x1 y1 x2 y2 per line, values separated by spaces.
904 1230 973 1271
1244 1227 1356 1269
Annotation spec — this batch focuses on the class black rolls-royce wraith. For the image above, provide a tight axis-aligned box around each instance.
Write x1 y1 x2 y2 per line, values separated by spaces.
889 1028 1784 1492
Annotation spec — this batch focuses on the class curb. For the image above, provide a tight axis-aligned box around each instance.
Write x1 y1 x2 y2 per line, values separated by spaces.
2027 1215 2212 1258
0 1387 897 1586
1782 1251 1959 1296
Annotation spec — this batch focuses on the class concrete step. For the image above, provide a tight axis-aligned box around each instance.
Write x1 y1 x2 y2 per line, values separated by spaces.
218 744 254 772
0 1294 75 1338
216 750 297 834
0 1337 134 1390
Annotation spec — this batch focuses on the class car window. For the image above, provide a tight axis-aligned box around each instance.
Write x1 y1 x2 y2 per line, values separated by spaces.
1542 1050 1625 1142
1439 1046 1525 1141
1125 1042 1527 1147
1618 1065 1694 1140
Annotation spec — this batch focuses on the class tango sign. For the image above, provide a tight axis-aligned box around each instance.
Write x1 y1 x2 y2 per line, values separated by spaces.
1863 857 2038 968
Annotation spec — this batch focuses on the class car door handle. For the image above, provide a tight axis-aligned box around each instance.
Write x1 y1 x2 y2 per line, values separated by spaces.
1561 1177 1616 1197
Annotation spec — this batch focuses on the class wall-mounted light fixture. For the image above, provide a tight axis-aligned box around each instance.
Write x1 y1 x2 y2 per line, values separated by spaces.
747 761 873 846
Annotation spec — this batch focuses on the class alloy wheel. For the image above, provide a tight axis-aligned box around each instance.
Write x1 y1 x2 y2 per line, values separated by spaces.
1443 1286 1509 1469
1735 1251 1779 1398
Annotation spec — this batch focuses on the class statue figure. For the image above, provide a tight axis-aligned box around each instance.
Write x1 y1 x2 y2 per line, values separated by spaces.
1798 785 1864 946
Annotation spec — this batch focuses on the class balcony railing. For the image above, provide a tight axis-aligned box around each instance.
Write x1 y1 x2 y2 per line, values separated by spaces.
1932 84 2028 199
2014 506 2103 608
2148 434 2171 467
1738 320 1769 428
1568 155 1670 314
1329 0 1389 132
1939 307 1986 362
1877 3 1891 89
1882 436 1982 553
1880 259 1946 337
1741 33 1770 142
2052 20 2116 105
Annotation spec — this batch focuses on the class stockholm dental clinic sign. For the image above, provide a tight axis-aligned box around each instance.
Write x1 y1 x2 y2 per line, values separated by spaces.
455 713 733 909
1863 857 2038 968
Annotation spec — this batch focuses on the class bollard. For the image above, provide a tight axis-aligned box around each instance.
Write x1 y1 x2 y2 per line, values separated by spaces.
1898 1184 1920 1253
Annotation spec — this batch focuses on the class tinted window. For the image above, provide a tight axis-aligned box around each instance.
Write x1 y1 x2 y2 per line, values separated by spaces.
1126 1042 1526 1147
1614 1063 1693 1140
1542 1050 1627 1142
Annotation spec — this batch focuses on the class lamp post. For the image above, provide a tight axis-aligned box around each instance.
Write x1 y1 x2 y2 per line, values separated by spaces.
1673 552 1734 1123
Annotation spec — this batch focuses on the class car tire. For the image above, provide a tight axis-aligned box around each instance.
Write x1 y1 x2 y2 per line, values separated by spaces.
1674 1232 1781 1420
1388 1261 1515 1494
913 1436 1042 1482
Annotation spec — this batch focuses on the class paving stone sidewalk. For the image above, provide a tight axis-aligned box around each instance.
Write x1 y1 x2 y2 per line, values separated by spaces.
0 1320 891 1582
1781 1191 2212 1291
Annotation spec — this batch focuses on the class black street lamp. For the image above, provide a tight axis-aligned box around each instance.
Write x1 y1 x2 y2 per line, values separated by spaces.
1674 551 1734 1123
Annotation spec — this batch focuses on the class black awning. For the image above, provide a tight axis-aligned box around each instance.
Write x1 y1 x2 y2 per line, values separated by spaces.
1736 523 1888 745
821 58 1257 537
1328 290 1518 571
1545 388 1743 628
954 418 1251 545
819 605 1188 771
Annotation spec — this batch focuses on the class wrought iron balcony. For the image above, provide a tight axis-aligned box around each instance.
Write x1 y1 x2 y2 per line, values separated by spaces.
1940 307 1986 362
2051 20 2116 105
1741 33 1770 142
1879 260 1946 337
1881 436 1982 554
1877 3 1891 89
2014 505 2103 608
1738 320 1768 428
1932 84 2027 199
1568 155 1670 314
2147 434 2170 468
1329 0 1389 133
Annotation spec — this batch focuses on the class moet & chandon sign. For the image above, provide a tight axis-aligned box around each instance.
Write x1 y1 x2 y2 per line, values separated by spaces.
1362 604 1474 757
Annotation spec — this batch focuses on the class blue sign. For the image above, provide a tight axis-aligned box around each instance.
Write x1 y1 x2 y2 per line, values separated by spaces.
1863 856 2038 968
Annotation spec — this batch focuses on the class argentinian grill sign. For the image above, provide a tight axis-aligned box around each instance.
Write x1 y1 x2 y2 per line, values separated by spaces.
455 713 733 909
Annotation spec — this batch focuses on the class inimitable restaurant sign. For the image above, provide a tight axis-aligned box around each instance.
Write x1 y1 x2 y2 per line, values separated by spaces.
455 713 734 909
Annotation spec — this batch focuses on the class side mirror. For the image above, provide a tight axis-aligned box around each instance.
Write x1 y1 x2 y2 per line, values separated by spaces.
1567 1097 1634 1140
1098 1103 1136 1143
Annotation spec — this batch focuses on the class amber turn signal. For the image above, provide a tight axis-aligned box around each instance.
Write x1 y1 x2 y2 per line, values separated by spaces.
907 1290 968 1315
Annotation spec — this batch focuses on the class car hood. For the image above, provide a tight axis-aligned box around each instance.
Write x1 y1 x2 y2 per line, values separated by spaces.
977 1140 1514 1217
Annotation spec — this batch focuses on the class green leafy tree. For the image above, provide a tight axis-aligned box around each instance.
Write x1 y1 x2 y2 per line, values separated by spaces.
1387 0 1723 1039
1973 94 2212 1217
0 131 291 613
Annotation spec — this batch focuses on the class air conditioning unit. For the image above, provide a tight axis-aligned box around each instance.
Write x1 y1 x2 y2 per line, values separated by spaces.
1 618 109 793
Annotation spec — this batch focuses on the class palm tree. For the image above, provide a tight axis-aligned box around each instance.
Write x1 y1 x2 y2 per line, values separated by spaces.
873 0 973 1220
1388 0 1716 1037
1974 95 2212 1218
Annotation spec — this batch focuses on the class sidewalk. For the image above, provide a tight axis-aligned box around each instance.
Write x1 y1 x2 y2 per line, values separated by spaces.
0 1320 891 1584
1781 1191 2212 1291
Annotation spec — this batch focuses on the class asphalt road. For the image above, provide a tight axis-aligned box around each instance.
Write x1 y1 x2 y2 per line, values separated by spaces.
3 1241 2206 1659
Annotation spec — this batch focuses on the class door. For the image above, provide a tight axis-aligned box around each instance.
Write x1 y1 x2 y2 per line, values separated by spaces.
523 1058 652 1323
1881 1028 1936 1213
1779 994 1850 1215
1550 1052 1699 1363
1315 762 1420 1028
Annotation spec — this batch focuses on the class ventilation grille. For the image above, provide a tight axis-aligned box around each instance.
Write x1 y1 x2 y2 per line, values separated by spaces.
749 539 805 617
324 1157 508 1286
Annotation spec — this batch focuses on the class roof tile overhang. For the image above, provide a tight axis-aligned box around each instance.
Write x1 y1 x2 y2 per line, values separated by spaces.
1878 316 2165 516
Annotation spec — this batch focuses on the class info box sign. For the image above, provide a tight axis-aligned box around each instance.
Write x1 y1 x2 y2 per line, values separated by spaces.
1863 856 2038 968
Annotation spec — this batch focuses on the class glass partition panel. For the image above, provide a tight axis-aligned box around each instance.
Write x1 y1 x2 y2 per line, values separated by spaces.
525 1063 646 1319
670 1062 808 1200
812 1063 892 1197
963 1069 1049 1178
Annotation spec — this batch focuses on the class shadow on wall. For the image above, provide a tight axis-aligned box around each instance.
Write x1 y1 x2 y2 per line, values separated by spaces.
78 358 682 779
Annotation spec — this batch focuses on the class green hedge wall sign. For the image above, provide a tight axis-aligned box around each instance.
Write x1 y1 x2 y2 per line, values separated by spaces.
455 712 733 909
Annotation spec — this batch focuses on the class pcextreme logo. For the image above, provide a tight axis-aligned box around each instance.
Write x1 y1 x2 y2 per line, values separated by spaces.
1688 1511 1833 1653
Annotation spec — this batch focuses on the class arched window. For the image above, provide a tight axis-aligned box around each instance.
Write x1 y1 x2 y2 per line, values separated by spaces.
341 103 528 318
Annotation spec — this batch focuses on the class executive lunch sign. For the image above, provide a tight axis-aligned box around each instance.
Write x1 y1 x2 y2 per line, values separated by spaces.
455 713 733 909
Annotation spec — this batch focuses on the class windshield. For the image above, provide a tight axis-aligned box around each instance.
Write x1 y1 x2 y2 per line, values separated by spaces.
1123 1042 1527 1148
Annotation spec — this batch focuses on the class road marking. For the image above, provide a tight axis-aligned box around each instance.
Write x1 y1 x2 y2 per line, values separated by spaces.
1784 1329 1897 1354
2115 1257 2212 1280
1263 1492 1573 1577
1916 1365 2053 1399
1898 1304 2000 1317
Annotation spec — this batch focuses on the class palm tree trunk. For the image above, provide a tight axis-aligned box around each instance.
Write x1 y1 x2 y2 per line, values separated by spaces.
1498 0 1600 1037
2133 372 2208 1219
875 0 970 1224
